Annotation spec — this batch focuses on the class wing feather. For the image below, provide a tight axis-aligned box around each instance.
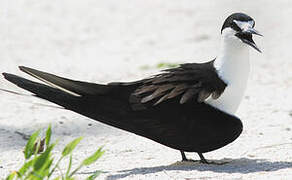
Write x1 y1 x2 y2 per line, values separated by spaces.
198 90 212 102
131 60 227 109
180 88 197 104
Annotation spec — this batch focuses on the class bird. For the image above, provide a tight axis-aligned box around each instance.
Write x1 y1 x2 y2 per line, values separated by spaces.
2 12 262 164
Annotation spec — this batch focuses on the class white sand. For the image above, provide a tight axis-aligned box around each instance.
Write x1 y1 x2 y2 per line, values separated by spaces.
0 0 292 179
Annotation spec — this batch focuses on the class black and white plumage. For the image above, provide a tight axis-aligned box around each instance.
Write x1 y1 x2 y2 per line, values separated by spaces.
129 61 226 109
2 13 262 163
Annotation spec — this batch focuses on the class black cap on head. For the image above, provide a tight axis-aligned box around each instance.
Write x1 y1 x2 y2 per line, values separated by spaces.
221 13 254 33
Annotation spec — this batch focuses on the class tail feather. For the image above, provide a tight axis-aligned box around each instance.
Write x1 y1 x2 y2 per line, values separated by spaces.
2 73 80 108
2 72 139 133
0 87 32 97
19 66 111 96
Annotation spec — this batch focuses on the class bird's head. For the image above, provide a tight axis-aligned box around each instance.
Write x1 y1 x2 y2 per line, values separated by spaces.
221 13 262 53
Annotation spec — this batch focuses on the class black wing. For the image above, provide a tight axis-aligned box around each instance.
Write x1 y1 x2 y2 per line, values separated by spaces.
130 60 227 110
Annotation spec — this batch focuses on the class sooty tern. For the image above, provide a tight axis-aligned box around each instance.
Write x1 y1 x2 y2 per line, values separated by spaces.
2 13 262 164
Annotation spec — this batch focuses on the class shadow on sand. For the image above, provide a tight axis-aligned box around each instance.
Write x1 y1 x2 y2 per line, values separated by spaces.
106 158 292 180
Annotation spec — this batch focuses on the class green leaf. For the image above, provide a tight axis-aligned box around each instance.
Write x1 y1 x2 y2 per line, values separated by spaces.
39 158 53 177
46 125 52 147
65 154 73 178
30 171 44 179
8 127 105 180
86 171 102 180
68 164 83 178
156 62 179 69
33 143 55 171
65 177 75 180
82 148 104 166
5 171 17 180
24 130 40 159
18 159 34 176
48 156 62 178
62 137 83 157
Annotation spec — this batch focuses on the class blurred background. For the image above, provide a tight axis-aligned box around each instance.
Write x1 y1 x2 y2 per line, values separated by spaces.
0 0 291 179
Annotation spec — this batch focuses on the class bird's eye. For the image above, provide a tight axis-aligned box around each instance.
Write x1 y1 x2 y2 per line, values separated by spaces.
251 21 255 28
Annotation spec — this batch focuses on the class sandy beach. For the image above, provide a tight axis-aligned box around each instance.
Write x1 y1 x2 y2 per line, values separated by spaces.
0 0 292 179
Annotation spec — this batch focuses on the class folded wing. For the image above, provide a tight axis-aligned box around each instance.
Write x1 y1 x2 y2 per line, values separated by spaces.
3 63 242 153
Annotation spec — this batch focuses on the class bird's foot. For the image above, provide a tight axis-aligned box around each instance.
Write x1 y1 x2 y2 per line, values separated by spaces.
180 151 231 165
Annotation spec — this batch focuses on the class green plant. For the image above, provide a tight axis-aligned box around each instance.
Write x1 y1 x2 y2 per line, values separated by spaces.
155 62 179 69
139 62 179 70
6 125 104 180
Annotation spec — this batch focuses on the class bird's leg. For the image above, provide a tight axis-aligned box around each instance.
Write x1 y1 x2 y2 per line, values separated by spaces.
181 151 228 164
180 150 188 161
198 153 209 164
198 153 229 165
180 151 199 162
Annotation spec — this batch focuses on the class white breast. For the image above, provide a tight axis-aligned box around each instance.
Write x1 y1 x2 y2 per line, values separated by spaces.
205 28 251 115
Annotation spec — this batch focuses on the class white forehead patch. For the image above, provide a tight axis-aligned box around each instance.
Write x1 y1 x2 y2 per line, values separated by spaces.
233 20 254 31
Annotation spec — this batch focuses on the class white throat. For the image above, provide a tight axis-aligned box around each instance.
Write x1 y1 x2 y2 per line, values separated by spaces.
205 28 250 114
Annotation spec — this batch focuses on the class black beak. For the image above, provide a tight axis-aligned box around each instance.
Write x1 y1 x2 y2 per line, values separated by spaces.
236 27 263 53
